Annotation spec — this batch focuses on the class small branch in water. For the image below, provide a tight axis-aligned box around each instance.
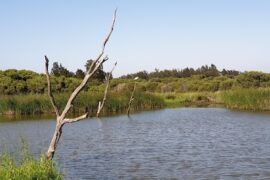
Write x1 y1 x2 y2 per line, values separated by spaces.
96 62 117 117
127 77 138 116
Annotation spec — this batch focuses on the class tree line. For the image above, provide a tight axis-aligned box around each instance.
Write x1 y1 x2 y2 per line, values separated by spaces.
51 60 106 80
0 60 106 95
1 64 270 95
120 64 240 79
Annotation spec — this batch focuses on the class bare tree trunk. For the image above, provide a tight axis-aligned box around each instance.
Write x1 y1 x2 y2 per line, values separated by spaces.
127 82 136 116
45 9 117 160
47 122 63 159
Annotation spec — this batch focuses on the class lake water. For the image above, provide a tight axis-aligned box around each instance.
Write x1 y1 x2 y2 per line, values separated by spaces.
1 108 270 179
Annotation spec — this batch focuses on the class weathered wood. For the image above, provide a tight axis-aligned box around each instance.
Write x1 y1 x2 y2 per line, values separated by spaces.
45 56 60 117
96 62 117 117
127 80 137 116
45 9 117 159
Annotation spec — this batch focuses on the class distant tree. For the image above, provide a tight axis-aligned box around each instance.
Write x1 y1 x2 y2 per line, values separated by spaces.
208 64 220 77
51 62 61 76
221 69 227 76
181 68 192 77
195 64 219 77
51 62 74 77
85 59 106 81
135 71 149 79
75 69 85 79
221 69 240 77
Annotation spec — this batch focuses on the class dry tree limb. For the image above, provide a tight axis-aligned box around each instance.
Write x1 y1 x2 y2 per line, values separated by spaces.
127 77 138 116
63 113 88 124
45 9 117 160
96 62 117 117
45 56 60 117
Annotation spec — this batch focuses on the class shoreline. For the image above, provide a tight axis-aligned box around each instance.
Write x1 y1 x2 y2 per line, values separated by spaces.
2 88 270 120
2 103 270 122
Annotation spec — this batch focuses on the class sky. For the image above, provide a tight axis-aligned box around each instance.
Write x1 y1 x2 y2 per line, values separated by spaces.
0 0 270 77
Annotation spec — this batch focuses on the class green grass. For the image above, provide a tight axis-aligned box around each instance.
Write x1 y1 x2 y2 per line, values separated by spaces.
221 88 270 111
2 87 270 116
0 91 165 116
0 140 62 180
155 92 220 108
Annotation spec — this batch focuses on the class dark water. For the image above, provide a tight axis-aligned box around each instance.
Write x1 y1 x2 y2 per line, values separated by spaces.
1 108 270 179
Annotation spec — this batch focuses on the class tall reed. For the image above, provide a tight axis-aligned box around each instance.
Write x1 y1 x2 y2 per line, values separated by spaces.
0 92 165 116
221 88 270 111
0 140 62 179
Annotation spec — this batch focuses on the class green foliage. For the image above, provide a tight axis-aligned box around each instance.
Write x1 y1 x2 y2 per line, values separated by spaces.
121 64 235 79
156 92 218 107
75 69 85 79
0 91 165 116
51 62 74 77
221 88 270 111
219 79 235 90
1 66 270 113
235 71 270 88
2 67 270 96
85 60 106 81
0 140 62 180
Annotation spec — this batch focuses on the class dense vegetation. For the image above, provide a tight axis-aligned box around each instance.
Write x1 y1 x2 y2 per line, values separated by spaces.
1 64 270 114
1 64 270 95
0 141 62 179
121 64 239 79
0 92 165 116
221 88 270 111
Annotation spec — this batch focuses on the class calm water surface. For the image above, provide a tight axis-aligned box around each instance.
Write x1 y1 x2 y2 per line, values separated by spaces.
1 108 270 179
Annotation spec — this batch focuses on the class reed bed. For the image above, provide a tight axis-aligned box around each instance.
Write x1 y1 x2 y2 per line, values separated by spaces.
0 91 165 116
221 88 270 111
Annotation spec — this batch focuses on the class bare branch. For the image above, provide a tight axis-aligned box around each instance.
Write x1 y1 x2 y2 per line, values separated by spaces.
60 8 116 119
46 9 117 160
86 8 117 75
96 62 117 117
127 82 137 116
60 57 109 119
102 9 117 53
45 56 60 117
63 113 88 124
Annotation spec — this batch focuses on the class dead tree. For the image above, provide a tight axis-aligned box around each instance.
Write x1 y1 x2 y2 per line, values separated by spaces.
45 10 117 160
127 77 138 116
96 62 117 117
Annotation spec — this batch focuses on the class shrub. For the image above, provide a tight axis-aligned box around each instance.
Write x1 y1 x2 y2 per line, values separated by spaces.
0 141 62 180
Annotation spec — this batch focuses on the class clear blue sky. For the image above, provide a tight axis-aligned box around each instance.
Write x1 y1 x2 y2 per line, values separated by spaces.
1 0 270 76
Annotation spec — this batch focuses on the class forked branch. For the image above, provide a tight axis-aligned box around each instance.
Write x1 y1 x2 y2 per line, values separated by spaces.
45 9 117 160
59 9 117 120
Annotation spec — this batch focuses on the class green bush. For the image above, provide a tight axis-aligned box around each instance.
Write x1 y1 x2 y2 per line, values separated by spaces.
0 141 62 180
235 71 270 88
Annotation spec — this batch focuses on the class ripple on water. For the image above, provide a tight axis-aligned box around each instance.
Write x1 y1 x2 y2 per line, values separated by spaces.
1 108 270 179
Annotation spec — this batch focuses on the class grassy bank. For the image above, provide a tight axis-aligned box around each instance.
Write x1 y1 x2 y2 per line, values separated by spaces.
0 142 62 179
221 88 270 111
156 92 221 108
159 88 270 112
0 92 165 116
1 88 270 117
